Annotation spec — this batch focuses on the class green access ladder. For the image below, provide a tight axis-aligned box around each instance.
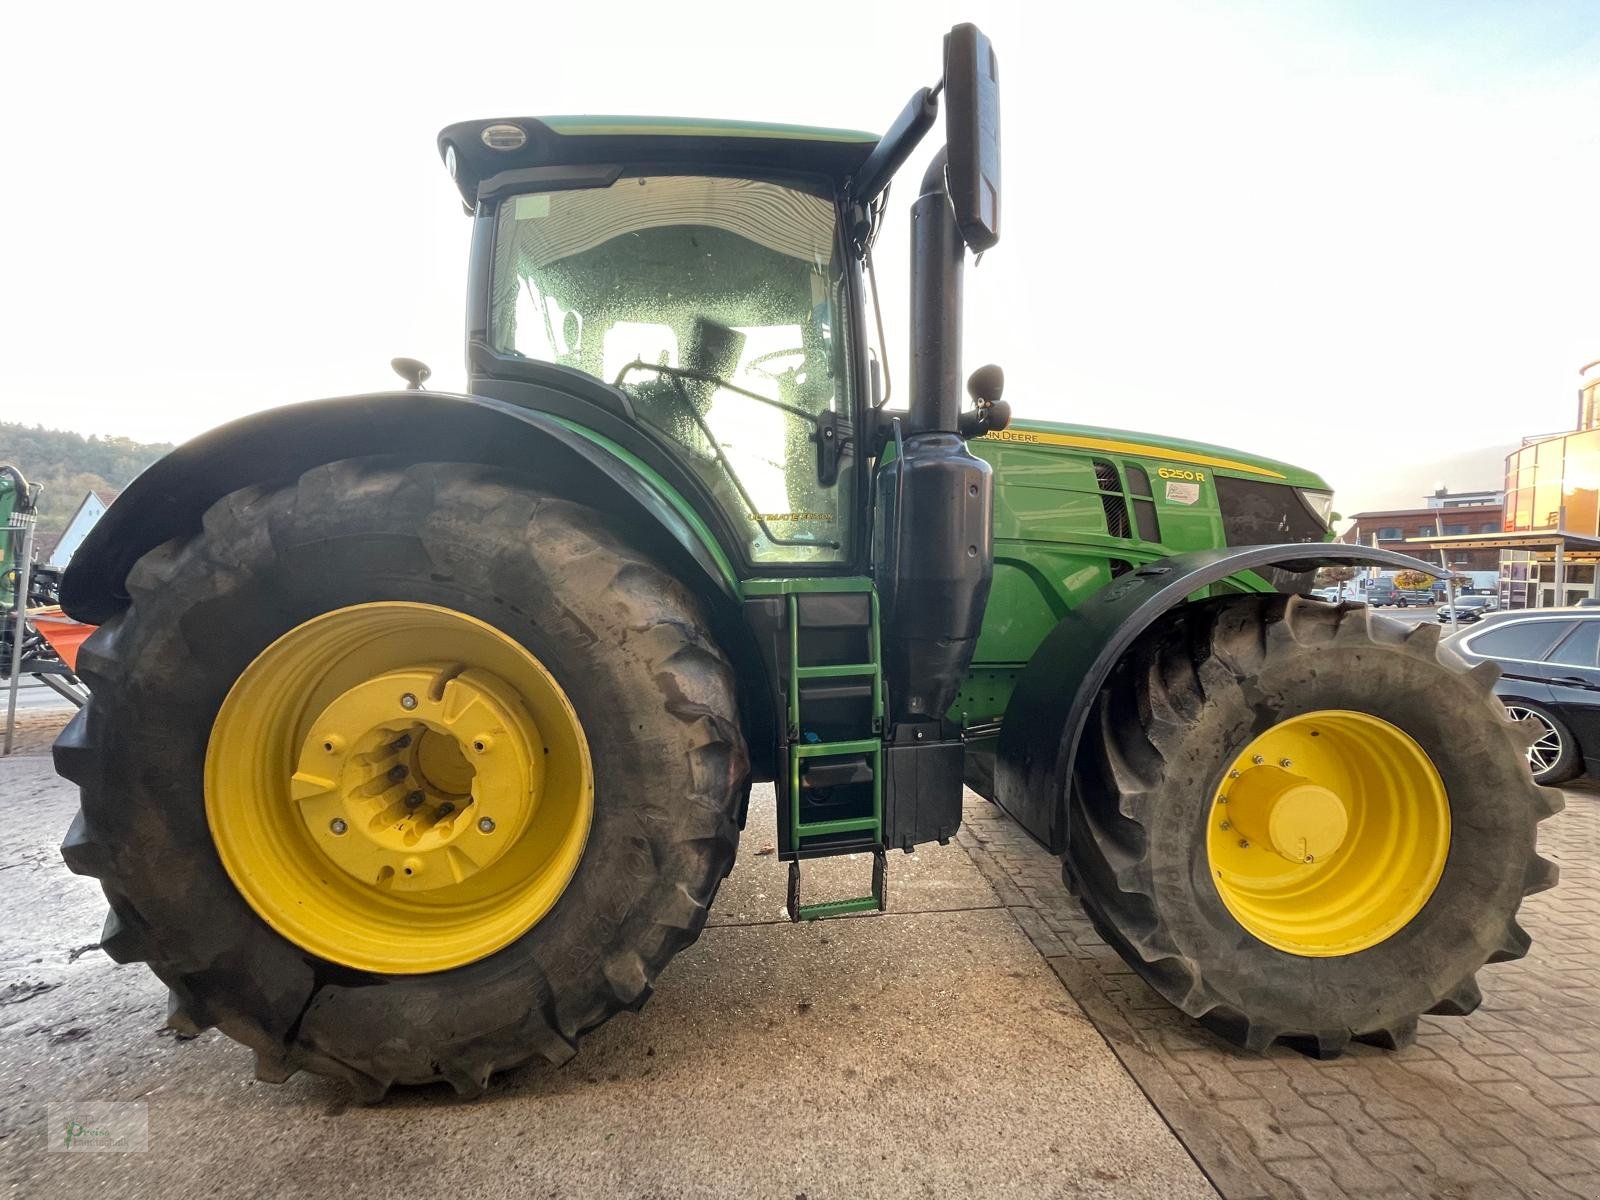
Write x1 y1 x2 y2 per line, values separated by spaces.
780 585 888 920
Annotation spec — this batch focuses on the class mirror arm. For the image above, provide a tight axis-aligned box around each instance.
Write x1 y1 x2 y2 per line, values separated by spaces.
849 86 939 209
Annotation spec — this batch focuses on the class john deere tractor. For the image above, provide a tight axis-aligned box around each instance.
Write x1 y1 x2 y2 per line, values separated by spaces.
56 25 1556 1098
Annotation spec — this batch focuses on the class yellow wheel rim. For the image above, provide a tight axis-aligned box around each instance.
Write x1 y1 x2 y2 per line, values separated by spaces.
1206 710 1449 957
205 602 593 974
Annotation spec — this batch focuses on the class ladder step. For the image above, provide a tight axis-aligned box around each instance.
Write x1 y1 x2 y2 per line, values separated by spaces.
796 896 879 920
794 663 877 679
795 815 880 837
794 737 880 758
787 851 887 922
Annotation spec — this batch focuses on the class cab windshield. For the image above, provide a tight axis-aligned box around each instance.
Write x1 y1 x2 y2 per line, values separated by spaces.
489 174 855 564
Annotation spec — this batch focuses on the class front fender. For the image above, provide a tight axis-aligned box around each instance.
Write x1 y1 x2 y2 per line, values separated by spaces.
61 390 741 624
993 543 1448 851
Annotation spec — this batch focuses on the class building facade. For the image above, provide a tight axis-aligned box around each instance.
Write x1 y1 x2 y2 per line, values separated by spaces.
1341 493 1504 574
1404 357 1600 608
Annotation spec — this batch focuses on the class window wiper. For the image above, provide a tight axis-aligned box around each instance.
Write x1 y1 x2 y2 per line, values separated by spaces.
617 357 849 486
612 360 819 426
611 362 839 550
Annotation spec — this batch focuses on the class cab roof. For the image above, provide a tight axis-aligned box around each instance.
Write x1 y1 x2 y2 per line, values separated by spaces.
437 116 879 209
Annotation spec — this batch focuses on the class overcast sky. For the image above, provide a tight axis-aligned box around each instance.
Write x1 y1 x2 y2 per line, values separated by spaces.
3 1 1596 515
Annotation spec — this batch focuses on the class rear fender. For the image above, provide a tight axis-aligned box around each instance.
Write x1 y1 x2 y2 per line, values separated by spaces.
62 391 740 623
993 544 1447 852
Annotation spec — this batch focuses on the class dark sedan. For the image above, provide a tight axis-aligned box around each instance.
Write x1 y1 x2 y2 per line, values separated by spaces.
1445 609 1600 783
1437 596 1496 624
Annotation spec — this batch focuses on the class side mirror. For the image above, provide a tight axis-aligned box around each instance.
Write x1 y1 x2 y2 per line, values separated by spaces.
967 363 1004 406
943 23 1001 253
391 357 432 390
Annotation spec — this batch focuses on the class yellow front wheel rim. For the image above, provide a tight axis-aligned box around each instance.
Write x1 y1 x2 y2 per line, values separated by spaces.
1207 710 1449 957
205 602 594 974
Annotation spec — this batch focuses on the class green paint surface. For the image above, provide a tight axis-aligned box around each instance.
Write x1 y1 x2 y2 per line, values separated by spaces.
960 423 1319 724
538 115 878 144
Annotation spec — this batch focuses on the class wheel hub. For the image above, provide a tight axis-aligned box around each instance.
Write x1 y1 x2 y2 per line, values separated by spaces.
1223 765 1349 864
290 666 542 892
1206 709 1450 957
205 602 594 974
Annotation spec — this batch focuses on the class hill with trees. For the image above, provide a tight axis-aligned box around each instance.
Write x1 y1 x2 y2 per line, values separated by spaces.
0 422 173 535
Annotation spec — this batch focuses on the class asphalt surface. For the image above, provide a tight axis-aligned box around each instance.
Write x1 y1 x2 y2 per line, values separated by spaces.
0 741 1213 1200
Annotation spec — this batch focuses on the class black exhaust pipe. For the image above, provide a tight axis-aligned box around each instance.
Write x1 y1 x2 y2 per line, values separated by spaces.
875 150 993 726
908 150 964 435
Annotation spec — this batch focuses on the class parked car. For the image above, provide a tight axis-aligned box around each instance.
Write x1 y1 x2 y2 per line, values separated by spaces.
1366 582 1403 606
1437 596 1496 624
1444 609 1600 783
1368 580 1435 607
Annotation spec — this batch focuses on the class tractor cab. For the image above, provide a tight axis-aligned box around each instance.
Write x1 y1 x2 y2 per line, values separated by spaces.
438 117 882 567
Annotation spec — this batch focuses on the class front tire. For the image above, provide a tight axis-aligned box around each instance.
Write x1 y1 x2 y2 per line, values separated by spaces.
1067 594 1560 1056
56 460 749 1098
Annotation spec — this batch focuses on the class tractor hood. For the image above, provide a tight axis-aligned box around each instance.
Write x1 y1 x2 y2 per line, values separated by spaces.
984 419 1331 492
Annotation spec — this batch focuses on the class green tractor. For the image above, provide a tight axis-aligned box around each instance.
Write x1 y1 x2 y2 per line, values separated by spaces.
56 25 1555 1097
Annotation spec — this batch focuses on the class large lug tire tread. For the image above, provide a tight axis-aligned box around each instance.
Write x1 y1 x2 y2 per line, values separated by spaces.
55 459 749 1100
1067 594 1560 1057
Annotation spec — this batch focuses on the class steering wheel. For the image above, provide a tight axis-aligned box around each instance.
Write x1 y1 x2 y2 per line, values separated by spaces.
745 348 807 379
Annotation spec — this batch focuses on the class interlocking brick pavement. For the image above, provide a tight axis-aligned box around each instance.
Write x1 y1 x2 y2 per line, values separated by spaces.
957 783 1600 1199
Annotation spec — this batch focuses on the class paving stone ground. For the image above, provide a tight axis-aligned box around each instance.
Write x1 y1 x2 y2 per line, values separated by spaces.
957 784 1600 1200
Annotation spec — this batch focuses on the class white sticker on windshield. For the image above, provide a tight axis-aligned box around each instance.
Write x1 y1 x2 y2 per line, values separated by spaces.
514 194 551 220
1165 480 1201 506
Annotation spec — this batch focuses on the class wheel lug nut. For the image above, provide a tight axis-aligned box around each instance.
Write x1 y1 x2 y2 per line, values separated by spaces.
329 818 348 835
1280 758 1293 769
404 790 426 811
1251 755 1264 766
1228 770 1240 779
390 733 412 751
1219 820 1231 830
436 802 456 819
1238 839 1250 849
387 765 408 783
400 693 418 711
1304 854 1315 863
478 817 496 833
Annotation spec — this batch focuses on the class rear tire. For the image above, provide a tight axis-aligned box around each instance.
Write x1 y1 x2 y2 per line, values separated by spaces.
1067 594 1560 1056
56 459 749 1098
